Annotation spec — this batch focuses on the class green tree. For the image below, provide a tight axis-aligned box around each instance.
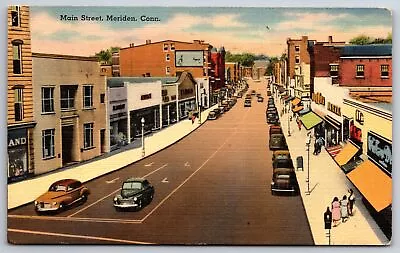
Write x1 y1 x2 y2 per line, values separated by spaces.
349 35 372 45
266 56 279 75
94 46 120 64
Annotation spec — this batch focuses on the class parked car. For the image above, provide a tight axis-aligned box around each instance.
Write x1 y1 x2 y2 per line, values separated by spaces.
113 178 154 211
256 93 261 97
267 107 277 114
272 150 291 162
251 90 256 96
269 125 283 137
269 133 287 150
208 111 219 120
218 106 226 114
34 179 90 213
257 96 264 102
213 108 222 115
268 100 275 107
271 168 297 195
267 91 272 96
273 154 294 169
244 99 252 107
237 92 243 98
245 94 252 99
267 112 279 124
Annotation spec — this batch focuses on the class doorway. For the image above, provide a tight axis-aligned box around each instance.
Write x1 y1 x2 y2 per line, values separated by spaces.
62 126 74 165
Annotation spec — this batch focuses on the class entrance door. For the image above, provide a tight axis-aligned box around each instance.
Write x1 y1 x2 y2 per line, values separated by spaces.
100 129 106 153
62 126 74 165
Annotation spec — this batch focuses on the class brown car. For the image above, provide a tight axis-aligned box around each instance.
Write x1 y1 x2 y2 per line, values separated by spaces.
34 179 90 213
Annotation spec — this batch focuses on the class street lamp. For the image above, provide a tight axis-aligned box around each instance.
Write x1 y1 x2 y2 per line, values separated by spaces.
141 117 145 157
306 132 311 195
198 101 202 125
287 103 291 136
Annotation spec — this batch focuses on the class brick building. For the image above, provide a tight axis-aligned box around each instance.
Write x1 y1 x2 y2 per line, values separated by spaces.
210 46 226 89
7 6 36 182
225 62 240 83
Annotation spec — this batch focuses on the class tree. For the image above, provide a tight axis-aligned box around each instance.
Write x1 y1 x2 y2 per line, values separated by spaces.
94 46 120 64
349 35 372 45
224 51 257 67
266 56 279 75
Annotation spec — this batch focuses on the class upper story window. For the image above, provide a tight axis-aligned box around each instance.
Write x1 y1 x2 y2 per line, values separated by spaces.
381 64 389 78
166 54 170 61
42 129 55 159
83 85 93 108
295 55 300 64
163 43 169 51
295 45 300 53
356 65 364 78
60 85 77 110
14 88 23 121
12 40 23 74
330 64 339 77
42 87 54 113
83 123 94 149
170 43 175 51
166 67 170 75
11 6 21 27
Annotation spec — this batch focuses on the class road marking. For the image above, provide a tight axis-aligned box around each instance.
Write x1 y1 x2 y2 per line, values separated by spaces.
106 177 120 184
161 178 169 183
144 162 154 167
184 162 190 167
8 214 142 224
8 228 154 244
68 163 168 217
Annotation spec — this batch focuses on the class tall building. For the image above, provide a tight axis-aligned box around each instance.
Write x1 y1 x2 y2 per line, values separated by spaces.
210 46 226 89
7 6 36 182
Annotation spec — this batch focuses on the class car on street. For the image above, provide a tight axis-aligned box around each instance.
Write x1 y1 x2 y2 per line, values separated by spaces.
269 125 283 137
267 112 279 124
251 90 256 96
218 106 226 114
237 92 243 98
245 94 252 99
207 111 219 120
34 179 90 213
244 99 252 107
270 168 297 195
213 108 222 116
113 178 154 211
267 91 272 96
272 150 291 162
257 96 264 102
256 93 261 97
268 100 275 107
269 133 287 150
273 154 294 169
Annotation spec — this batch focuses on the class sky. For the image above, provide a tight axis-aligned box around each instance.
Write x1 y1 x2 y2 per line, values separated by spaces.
30 7 392 57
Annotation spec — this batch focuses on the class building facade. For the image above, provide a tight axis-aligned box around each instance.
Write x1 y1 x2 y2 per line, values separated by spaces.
7 6 36 182
32 53 108 175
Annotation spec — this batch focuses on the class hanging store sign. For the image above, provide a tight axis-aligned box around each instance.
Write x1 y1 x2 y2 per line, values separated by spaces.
327 102 341 116
367 131 392 174
355 109 364 125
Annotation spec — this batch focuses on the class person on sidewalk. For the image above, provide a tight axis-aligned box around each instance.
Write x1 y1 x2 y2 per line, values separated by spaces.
340 195 349 223
348 189 356 216
317 136 324 154
324 206 333 230
331 197 341 227
191 114 195 124
313 140 320 155
297 119 302 131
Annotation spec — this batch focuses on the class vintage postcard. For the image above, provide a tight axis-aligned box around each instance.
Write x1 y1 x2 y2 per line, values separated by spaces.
7 6 392 246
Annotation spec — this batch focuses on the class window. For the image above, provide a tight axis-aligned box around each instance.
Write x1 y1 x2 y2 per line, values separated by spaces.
330 64 339 77
12 40 23 74
170 43 175 50
14 88 23 121
381 64 389 78
100 93 105 104
166 67 170 74
166 54 170 61
356 65 364 77
42 129 55 159
42 87 54 113
60 86 77 110
83 123 94 149
295 45 300 52
11 6 20 27
83 85 93 108
163 43 169 51
295 56 300 64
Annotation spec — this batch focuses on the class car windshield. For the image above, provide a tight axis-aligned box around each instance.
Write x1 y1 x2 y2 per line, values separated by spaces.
122 181 142 190
49 184 67 192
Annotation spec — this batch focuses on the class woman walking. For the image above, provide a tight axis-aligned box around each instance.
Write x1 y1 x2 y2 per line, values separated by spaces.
348 189 355 216
340 195 349 222
331 197 341 227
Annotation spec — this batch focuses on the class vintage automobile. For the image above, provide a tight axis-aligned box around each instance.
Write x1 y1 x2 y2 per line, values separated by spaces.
267 91 272 96
251 90 256 96
237 92 243 98
256 93 261 97
271 168 297 195
245 94 252 99
113 178 154 211
213 108 222 115
257 96 264 102
267 112 279 124
269 133 288 150
207 111 219 120
273 153 294 169
34 179 90 213
244 99 252 107
272 150 291 162
269 125 283 137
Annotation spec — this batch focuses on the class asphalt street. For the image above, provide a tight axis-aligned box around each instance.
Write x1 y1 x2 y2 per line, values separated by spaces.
8 79 314 245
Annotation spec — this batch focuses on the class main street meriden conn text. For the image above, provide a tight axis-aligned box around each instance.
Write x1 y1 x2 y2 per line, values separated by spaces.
59 14 161 22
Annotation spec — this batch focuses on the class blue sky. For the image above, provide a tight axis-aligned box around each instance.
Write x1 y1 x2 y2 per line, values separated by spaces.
30 7 392 56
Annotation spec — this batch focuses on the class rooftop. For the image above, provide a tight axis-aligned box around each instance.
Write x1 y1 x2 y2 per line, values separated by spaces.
107 76 179 87
341 44 392 57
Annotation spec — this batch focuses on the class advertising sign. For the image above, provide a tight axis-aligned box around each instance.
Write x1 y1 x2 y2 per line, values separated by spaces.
175 50 204 67
367 131 392 174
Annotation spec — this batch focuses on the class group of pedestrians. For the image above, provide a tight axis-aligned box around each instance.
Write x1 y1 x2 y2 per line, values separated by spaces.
325 189 356 228
313 136 324 155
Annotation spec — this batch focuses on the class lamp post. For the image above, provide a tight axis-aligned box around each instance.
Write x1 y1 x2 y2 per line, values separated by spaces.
306 132 311 195
198 101 202 125
141 117 145 157
287 103 291 136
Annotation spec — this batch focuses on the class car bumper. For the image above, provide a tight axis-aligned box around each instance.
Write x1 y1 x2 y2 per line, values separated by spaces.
114 203 139 208
35 205 59 212
271 187 295 192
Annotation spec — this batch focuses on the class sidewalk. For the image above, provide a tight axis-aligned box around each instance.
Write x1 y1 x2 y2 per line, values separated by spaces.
7 105 218 210
274 98 389 245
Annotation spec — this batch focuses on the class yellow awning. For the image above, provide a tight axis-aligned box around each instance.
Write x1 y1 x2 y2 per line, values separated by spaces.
291 97 301 106
292 106 304 113
347 160 392 212
335 141 360 166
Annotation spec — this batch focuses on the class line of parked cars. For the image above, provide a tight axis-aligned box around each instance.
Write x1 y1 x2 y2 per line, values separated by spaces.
267 97 298 196
208 98 237 120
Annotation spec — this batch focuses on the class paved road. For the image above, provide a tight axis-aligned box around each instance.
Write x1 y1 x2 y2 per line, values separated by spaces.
8 79 314 245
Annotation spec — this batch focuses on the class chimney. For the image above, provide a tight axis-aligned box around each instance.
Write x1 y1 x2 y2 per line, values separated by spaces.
129 43 134 47
302 36 308 42
146 39 151 44
328 36 333 43
193 40 200 44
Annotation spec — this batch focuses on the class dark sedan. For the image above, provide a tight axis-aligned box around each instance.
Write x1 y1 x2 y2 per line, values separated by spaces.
113 178 154 211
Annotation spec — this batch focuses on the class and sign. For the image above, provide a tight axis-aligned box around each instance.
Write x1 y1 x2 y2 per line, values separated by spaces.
175 50 204 67
8 128 27 148
367 131 392 174
327 102 341 116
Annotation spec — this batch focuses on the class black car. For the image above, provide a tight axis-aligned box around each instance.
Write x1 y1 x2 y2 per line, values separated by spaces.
269 133 288 150
257 96 264 102
267 113 280 125
213 108 222 116
113 178 154 211
208 111 219 120
244 99 252 107
271 168 297 195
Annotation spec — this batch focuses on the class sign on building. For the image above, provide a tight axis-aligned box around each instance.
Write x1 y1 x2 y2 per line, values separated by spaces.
175 50 204 67
367 131 392 175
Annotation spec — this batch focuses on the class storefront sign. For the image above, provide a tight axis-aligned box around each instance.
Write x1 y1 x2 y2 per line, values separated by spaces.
113 104 126 111
141 93 152 100
327 102 341 116
367 131 392 174
8 128 27 148
355 110 364 125
312 92 325 105
8 128 28 179
175 50 204 67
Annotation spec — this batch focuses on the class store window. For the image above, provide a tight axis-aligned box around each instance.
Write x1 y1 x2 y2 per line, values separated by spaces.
42 87 54 113
83 123 94 149
42 129 55 159
83 85 93 108
11 6 21 27
12 40 23 74
356 65 364 77
381 64 389 78
14 88 23 121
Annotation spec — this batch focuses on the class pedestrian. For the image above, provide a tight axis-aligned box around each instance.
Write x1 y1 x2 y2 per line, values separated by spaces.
348 189 356 216
331 197 341 227
313 140 319 155
317 136 324 154
340 195 349 223
297 119 302 131
191 114 195 124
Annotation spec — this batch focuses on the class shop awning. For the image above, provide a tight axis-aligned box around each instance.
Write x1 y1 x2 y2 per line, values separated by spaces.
299 111 323 130
292 105 304 113
284 96 295 102
278 87 286 93
291 97 301 106
347 160 392 212
334 141 360 166
299 107 310 115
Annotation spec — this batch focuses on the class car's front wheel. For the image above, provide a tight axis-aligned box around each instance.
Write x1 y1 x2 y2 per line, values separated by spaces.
81 193 88 203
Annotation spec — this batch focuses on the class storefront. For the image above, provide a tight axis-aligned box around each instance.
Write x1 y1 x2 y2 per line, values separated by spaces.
130 105 160 138
178 98 196 119
8 127 30 182
162 102 177 126
324 115 342 147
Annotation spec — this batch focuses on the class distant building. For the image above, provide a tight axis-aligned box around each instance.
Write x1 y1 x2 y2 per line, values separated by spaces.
252 60 268 80
225 62 240 83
